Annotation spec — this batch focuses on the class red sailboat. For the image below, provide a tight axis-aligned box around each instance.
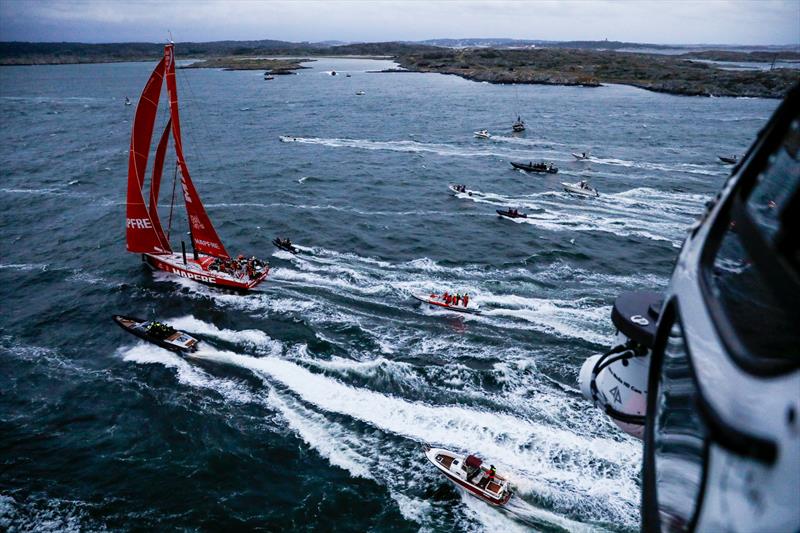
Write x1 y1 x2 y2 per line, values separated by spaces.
126 44 269 291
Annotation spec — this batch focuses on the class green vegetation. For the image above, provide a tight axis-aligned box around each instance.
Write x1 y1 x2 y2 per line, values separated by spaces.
181 57 311 73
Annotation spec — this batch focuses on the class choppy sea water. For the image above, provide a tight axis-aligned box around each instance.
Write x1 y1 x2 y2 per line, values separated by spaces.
0 57 777 531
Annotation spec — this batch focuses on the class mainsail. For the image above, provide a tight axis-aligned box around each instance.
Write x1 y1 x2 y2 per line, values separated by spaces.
164 44 230 259
125 44 229 259
126 57 170 254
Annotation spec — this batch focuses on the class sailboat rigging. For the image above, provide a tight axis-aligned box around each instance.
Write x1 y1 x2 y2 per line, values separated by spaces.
125 44 269 291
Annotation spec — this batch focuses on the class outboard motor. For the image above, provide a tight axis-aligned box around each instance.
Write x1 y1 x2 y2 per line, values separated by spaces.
579 290 662 439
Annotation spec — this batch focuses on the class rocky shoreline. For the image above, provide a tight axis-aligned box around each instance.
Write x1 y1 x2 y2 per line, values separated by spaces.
391 48 799 98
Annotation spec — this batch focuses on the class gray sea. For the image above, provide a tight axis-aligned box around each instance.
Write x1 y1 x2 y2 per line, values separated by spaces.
0 56 778 531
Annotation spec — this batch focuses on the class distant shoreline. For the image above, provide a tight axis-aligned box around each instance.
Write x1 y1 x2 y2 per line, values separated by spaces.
390 48 799 98
1 41 796 98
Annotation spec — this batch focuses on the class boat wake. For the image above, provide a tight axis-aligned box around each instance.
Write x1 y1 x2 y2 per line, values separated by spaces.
279 135 727 177
453 185 706 246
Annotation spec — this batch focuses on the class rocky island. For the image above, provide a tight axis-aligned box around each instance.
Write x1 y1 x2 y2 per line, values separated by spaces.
392 48 799 98
181 57 311 74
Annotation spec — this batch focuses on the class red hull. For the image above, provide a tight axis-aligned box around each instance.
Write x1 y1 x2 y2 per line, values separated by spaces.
143 253 268 291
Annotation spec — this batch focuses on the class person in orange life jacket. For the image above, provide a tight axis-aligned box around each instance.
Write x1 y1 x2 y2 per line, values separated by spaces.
463 294 469 307
442 291 449 303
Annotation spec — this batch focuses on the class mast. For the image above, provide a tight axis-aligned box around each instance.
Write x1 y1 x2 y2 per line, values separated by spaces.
163 43 230 259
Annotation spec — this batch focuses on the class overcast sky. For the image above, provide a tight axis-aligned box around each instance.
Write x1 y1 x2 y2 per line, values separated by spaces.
1 0 798 46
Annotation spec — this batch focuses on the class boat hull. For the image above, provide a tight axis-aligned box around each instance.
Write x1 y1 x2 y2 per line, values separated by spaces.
412 294 480 314
510 162 557 173
448 185 472 196
424 447 512 507
496 210 527 219
143 253 269 291
571 153 590 160
112 315 199 353
273 239 299 254
562 183 599 197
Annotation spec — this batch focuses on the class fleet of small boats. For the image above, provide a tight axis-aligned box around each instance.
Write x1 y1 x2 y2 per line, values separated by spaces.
115 49 747 515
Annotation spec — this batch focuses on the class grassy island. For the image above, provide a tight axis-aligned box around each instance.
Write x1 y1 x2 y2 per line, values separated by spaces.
181 57 311 74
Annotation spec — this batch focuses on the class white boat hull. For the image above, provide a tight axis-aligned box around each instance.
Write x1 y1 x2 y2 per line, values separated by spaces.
562 182 599 197
424 447 512 506
143 253 269 291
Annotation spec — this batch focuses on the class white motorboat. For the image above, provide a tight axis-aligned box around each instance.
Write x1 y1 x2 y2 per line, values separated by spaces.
424 446 513 506
356 90 365 95
562 180 599 197
572 152 590 160
474 130 491 139
448 184 472 196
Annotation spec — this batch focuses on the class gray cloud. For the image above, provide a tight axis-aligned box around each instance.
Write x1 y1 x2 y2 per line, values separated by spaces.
0 0 798 45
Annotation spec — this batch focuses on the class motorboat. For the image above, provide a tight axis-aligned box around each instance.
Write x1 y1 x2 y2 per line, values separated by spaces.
474 130 491 139
346 74 352 77
356 90 365 95
264 74 275 80
412 293 480 315
718 155 738 164
124 96 132 106
562 180 600 197
497 208 527 219
113 315 199 353
512 116 525 132
273 237 299 254
572 152 590 160
424 446 513 506
279 135 299 142
511 161 558 173
448 184 471 195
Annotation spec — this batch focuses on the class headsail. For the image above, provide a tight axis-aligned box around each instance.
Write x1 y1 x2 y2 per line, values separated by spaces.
163 44 230 259
148 119 173 252
126 57 170 254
